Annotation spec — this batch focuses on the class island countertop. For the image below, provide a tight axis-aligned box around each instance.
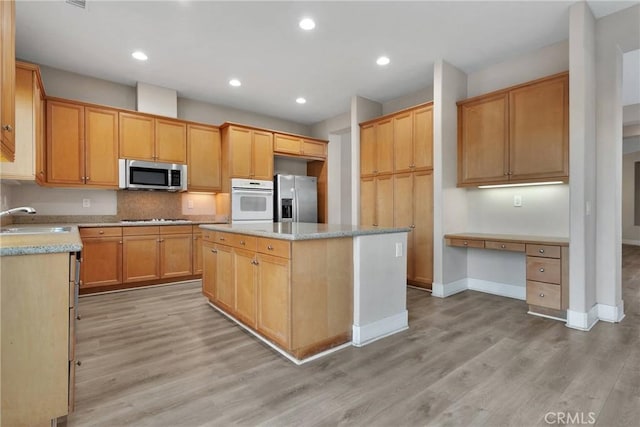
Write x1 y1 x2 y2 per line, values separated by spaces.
0 224 83 256
200 222 411 241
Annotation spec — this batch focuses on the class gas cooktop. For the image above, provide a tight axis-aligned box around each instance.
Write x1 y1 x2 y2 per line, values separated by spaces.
120 218 191 223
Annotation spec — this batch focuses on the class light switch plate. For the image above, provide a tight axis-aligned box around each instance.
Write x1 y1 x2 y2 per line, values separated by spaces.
187 200 194 209
513 195 522 207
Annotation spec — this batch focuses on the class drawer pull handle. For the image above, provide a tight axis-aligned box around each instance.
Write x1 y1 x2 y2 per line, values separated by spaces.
211 249 217 254
267 245 274 250
76 360 82 366
240 240 245 245
500 244 506 249
539 249 545 254
539 293 545 297
463 241 468 246
99 230 104 234
539 268 545 272
219 237 225 241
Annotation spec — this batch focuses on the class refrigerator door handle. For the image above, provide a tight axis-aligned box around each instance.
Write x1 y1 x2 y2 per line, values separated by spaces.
293 188 298 222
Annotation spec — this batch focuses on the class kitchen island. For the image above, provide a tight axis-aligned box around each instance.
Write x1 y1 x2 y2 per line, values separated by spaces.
200 222 410 363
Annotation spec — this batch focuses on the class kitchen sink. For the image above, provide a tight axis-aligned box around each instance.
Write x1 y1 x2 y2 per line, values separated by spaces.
0 226 72 235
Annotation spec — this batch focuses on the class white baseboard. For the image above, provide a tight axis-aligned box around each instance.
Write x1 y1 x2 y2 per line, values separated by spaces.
467 278 526 301
566 304 599 331
622 239 640 246
352 310 408 347
597 301 625 323
432 278 468 298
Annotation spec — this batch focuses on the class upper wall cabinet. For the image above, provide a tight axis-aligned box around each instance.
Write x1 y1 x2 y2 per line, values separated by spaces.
0 0 16 161
119 112 187 164
47 99 119 188
273 133 327 160
360 118 393 176
221 124 273 182
187 124 221 192
457 72 569 187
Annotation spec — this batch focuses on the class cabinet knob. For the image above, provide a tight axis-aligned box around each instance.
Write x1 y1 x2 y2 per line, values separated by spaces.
77 314 81 320
240 240 245 245
508 172 513 176
410 164 415 168
267 245 274 250
76 360 82 366
504 172 508 176
219 237 225 241
539 249 545 254
463 241 468 246
211 249 218 254
373 223 378 227
254 259 259 266
99 230 104 234
539 293 545 298
500 244 506 249
539 268 545 272
119 241 123 244
410 225 416 229
2 124 13 132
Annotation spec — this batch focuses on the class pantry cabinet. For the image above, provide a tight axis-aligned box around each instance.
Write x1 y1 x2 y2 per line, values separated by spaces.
360 118 393 176
457 72 569 186
46 100 119 188
0 0 15 161
221 124 273 182
359 174 393 228
187 124 221 191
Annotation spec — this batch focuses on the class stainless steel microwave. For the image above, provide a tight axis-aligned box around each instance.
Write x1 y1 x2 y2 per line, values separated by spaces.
118 159 187 192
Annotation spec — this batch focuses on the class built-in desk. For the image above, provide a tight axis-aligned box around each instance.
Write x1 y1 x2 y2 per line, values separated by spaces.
444 233 569 321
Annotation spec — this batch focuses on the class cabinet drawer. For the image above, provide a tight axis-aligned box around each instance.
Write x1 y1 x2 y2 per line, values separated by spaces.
122 226 160 236
69 308 75 361
257 237 291 259
448 238 484 249
160 225 192 235
201 229 215 242
227 233 257 251
526 244 560 259
485 241 525 252
80 226 122 238
526 257 561 284
526 280 561 310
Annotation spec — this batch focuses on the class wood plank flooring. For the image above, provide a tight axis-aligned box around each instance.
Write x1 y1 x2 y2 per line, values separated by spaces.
66 247 640 426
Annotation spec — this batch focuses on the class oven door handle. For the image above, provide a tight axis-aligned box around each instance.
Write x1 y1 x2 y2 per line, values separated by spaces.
231 189 274 194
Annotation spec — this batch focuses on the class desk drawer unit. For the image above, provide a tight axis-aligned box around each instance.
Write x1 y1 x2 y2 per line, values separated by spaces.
526 257 561 284
526 280 562 310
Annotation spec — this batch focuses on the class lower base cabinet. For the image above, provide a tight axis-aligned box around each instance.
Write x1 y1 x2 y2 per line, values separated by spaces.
1 251 77 425
202 231 352 360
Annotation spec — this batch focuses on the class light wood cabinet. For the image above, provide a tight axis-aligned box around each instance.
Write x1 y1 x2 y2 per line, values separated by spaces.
0 62 45 180
159 226 192 279
234 247 258 327
79 227 123 289
457 72 569 186
192 228 203 275
202 240 217 301
222 124 273 181
123 230 161 283
360 102 434 288
525 243 569 316
0 0 15 161
46 100 119 188
187 124 221 192
256 253 290 348
119 112 187 163
273 132 327 160
214 243 234 312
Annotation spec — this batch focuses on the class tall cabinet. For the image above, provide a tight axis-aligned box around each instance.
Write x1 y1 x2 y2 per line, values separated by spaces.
360 102 434 290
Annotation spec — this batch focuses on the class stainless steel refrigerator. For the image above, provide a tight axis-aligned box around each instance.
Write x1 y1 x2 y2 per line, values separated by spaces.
274 174 318 223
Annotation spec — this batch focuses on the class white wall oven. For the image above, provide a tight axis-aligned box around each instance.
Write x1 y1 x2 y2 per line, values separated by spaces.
230 178 274 223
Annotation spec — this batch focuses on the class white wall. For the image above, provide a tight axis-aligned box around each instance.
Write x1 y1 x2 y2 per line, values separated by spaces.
382 86 433 116
0 183 14 212
310 111 350 140
6 182 117 215
622 150 640 244
340 132 353 225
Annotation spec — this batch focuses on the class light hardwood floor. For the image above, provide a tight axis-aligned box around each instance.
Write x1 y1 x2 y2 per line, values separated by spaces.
67 247 640 426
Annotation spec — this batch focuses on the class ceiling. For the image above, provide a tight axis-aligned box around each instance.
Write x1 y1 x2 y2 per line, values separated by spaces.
14 1 639 125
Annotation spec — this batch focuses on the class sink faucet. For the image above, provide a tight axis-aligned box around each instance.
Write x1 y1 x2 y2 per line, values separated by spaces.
0 206 37 217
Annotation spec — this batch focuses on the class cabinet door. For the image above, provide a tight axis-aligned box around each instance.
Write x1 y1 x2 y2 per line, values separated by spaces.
46 100 84 185
35 75 46 184
252 130 273 180
376 174 394 227
85 107 119 187
0 0 15 160
302 139 326 159
228 126 252 178
122 235 160 283
202 240 217 301
81 237 122 288
119 112 154 161
509 75 569 181
215 244 234 312
160 233 192 278
156 118 187 164
234 248 257 327
187 124 221 191
413 105 433 170
393 172 414 281
413 170 433 287
1 66 33 179
458 93 509 185
393 111 413 173
360 124 376 176
376 119 394 175
257 253 290 348
193 232 203 275
273 133 301 155
360 176 376 226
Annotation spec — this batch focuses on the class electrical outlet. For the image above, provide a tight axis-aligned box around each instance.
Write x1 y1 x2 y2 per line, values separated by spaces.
395 242 403 257
187 199 194 209
82 199 91 208
513 195 522 207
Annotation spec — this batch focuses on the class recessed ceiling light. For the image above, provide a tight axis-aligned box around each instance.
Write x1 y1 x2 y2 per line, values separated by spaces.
376 56 390 66
229 79 242 87
131 51 148 61
299 18 316 31
296 97 307 104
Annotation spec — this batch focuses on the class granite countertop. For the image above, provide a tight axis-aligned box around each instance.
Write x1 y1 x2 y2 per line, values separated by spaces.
199 222 411 241
76 220 229 227
0 224 83 256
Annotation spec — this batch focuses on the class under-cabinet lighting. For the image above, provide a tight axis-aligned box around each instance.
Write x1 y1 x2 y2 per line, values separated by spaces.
478 181 564 189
